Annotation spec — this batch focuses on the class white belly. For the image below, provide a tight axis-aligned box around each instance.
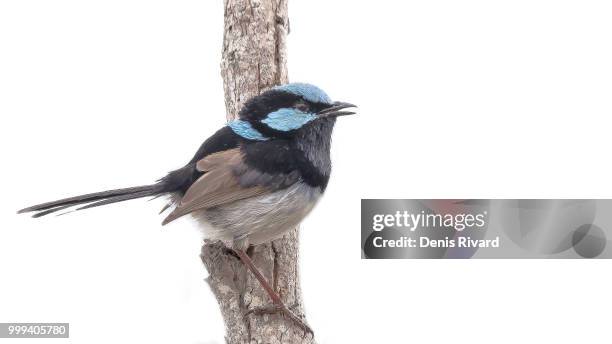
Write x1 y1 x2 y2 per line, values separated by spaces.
190 182 322 249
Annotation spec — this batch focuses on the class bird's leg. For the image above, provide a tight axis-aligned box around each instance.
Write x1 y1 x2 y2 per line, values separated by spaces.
234 249 313 337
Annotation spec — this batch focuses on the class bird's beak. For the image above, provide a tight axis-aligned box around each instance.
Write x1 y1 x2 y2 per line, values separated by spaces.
318 101 357 118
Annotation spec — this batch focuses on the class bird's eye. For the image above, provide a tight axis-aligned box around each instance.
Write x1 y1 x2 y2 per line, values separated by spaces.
294 101 310 113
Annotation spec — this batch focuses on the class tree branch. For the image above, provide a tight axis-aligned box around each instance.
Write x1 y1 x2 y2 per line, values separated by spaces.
200 1 314 343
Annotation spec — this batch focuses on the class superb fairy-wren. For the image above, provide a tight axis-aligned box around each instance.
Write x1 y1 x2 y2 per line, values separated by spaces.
18 82 356 334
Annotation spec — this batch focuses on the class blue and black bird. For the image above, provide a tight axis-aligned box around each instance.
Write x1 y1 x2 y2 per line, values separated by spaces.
18 82 356 333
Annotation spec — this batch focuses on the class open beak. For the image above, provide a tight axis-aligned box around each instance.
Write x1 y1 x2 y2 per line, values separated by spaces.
318 101 357 118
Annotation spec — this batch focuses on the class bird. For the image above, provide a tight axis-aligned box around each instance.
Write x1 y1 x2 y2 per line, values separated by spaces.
18 82 356 334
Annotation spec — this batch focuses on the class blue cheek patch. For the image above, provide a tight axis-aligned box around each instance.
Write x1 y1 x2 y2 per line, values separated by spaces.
228 120 268 141
262 108 317 131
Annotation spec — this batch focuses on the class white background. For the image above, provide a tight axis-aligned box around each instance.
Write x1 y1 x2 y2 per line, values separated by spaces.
1 0 611 343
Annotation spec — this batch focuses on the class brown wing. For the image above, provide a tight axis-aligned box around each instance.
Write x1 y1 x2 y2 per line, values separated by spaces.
161 148 267 225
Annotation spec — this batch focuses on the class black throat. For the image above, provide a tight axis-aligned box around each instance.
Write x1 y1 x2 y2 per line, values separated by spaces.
239 118 336 191
291 117 336 190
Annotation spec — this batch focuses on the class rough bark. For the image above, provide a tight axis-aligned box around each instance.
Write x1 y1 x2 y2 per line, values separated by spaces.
200 1 315 343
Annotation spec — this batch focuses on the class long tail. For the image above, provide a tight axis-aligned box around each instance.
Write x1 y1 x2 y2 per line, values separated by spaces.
17 183 168 218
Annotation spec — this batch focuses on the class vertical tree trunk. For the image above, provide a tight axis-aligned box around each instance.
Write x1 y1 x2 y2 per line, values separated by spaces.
200 1 315 343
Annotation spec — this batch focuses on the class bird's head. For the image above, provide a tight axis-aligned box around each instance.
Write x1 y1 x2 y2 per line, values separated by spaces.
229 83 356 141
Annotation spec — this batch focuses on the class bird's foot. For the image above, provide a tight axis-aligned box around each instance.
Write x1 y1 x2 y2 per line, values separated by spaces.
244 302 313 338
